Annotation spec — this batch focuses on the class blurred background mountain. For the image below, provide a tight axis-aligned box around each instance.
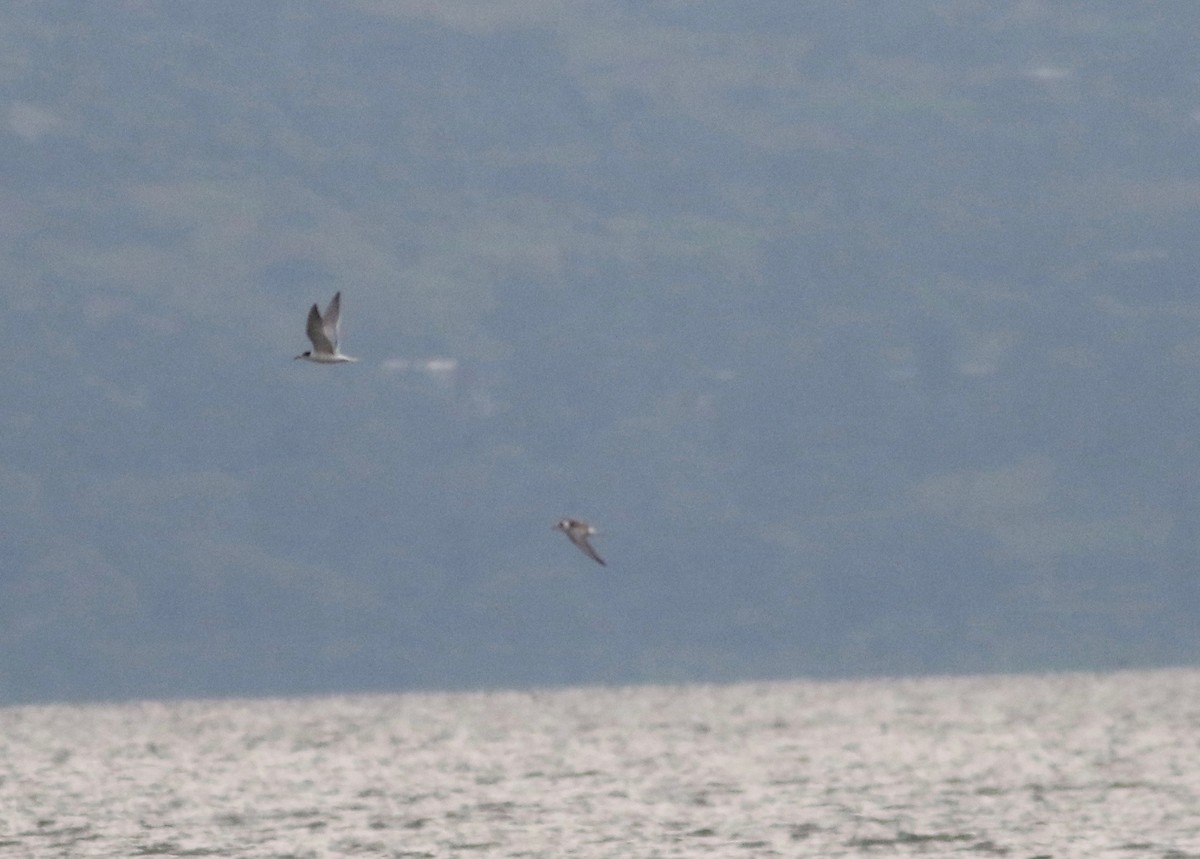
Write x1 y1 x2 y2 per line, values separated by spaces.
3 2 1199 703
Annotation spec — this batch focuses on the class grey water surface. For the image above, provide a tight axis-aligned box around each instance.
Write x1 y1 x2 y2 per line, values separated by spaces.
2 668 1198 857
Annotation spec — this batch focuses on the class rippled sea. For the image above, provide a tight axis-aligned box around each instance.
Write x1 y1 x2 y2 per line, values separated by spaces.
2 668 1199 857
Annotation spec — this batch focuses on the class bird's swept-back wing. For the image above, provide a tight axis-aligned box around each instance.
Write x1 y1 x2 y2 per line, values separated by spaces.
571 532 606 566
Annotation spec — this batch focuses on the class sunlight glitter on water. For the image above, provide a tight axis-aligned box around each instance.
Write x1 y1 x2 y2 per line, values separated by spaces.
1 669 1199 857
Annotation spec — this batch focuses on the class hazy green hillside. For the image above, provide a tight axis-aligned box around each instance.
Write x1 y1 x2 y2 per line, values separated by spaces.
2 2 1199 702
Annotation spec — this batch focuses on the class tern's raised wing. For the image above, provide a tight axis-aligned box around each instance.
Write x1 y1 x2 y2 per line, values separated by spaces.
322 291 342 351
305 303 335 355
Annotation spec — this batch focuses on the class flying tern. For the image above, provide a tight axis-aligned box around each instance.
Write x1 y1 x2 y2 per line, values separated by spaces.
554 518 606 566
295 291 358 363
